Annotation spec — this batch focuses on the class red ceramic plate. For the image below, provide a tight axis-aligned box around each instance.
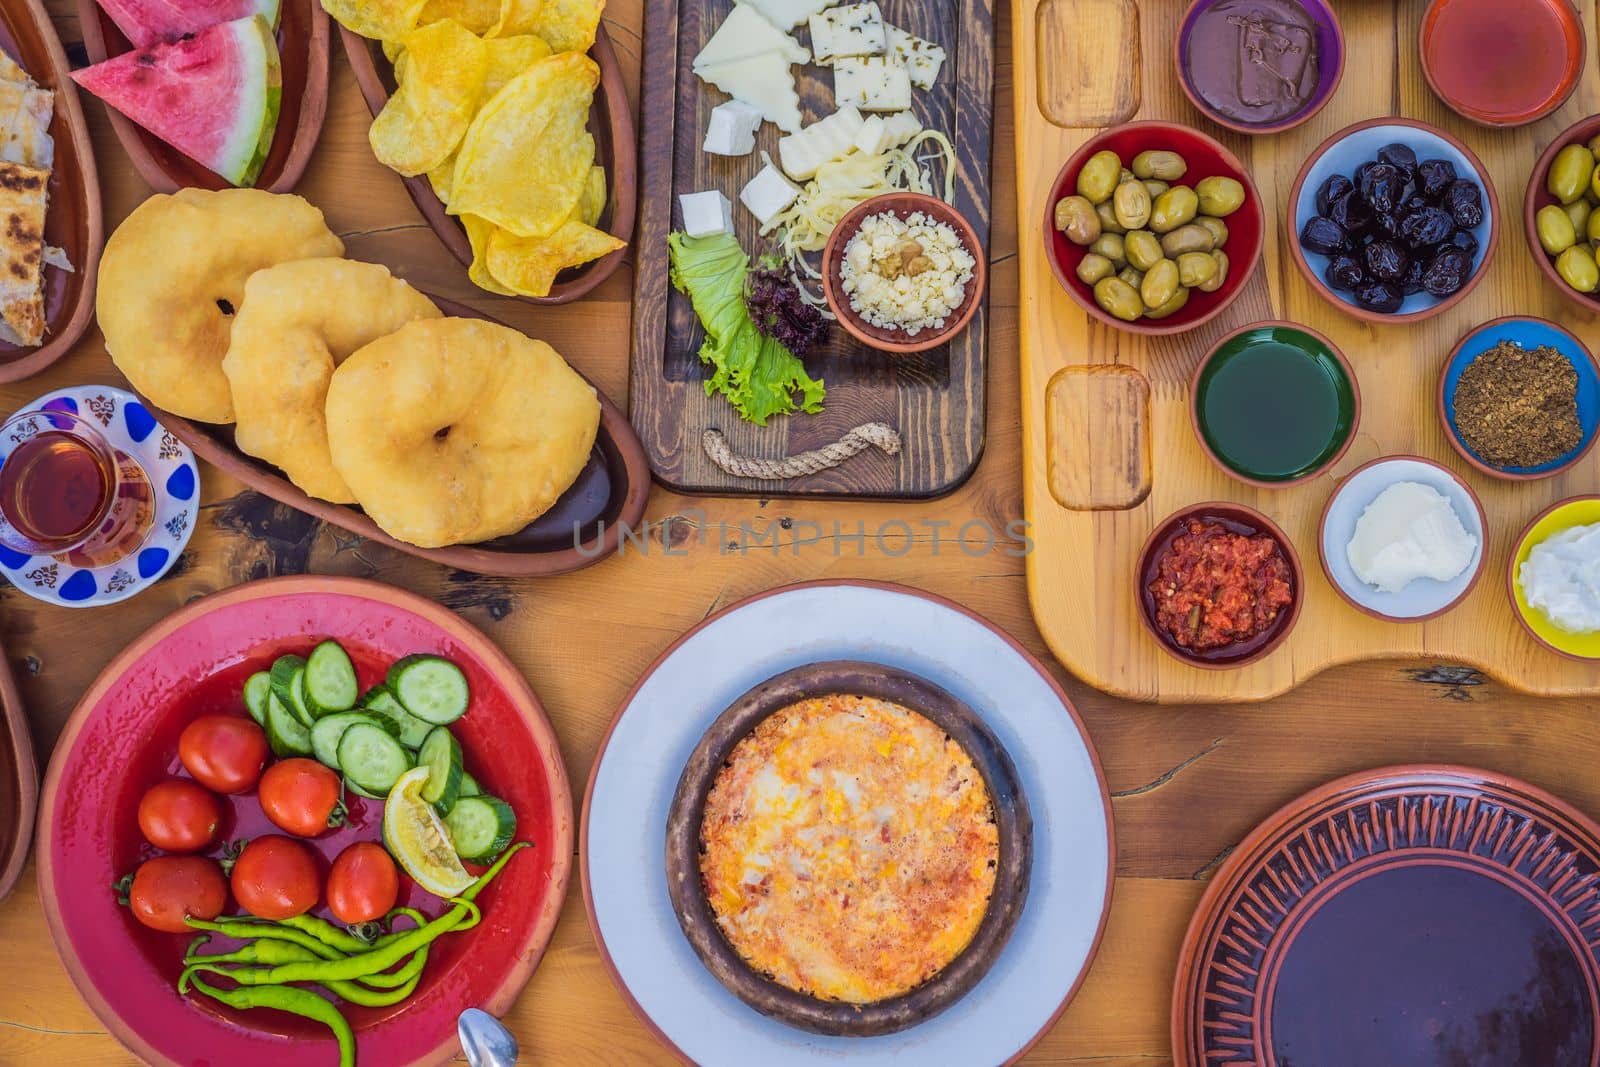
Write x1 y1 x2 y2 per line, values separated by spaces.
1172 765 1600 1066
37 576 572 1066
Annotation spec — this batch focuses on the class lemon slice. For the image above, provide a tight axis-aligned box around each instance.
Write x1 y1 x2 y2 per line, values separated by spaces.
383 766 474 898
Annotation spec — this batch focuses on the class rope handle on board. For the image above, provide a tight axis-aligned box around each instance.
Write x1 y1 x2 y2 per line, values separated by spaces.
701 422 903 481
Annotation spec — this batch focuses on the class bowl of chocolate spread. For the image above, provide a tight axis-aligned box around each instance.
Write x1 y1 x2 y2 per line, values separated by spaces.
1175 0 1344 135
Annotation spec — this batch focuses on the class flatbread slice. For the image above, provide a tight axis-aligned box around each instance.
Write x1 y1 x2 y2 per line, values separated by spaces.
0 162 49 345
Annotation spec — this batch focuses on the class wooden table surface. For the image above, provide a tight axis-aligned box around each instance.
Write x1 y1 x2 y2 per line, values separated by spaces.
3 1 1598 1064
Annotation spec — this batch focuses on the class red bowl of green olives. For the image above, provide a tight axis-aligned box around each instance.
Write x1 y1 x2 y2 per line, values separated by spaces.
1525 115 1600 312
1043 121 1264 336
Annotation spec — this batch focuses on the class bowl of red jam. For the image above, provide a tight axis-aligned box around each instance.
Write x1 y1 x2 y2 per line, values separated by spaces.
1419 0 1585 128
1136 502 1304 669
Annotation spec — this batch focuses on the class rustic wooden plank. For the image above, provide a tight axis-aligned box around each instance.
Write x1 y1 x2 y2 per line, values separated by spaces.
630 0 995 498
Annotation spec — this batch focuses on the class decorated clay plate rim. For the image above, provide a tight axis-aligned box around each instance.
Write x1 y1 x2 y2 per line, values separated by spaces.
581 579 1115 1065
1170 763 1600 1067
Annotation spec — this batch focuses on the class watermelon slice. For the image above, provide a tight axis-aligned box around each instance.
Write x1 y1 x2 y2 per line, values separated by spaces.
72 15 281 187
94 0 281 49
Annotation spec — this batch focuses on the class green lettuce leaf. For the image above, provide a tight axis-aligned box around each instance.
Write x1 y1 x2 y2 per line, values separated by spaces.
668 231 825 427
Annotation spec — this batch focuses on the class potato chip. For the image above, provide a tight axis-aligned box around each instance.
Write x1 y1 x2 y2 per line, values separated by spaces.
484 220 623 296
486 0 543 37
462 214 517 295
383 38 405 64
531 0 604 53
320 0 427 45
369 19 487 176
428 152 456 203
575 164 605 227
416 0 499 34
483 34 553 94
448 51 598 238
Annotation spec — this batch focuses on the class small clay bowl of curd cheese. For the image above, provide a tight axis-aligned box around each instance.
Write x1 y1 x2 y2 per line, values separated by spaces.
1510 496 1600 660
1318 456 1486 622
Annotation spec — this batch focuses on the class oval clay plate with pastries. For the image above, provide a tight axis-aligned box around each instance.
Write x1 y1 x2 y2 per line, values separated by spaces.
0 632 38 903
0 0 101 383
76 0 330 193
154 295 650 578
585 581 1114 1065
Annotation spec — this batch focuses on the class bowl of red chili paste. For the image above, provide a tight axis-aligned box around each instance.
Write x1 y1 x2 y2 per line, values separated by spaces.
1136 503 1304 668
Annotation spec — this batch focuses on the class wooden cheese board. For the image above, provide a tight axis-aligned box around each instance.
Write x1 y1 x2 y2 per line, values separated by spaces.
1014 0 1600 702
630 0 995 499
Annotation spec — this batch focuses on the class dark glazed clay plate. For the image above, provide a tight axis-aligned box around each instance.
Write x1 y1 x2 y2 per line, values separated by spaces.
150 296 650 577
0 634 37 902
0 0 102 383
340 24 636 306
78 0 330 193
1173 765 1600 1067
665 660 1031 1036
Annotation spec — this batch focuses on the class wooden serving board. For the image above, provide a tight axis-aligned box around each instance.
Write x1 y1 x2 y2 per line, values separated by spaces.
1014 0 1600 702
631 0 994 498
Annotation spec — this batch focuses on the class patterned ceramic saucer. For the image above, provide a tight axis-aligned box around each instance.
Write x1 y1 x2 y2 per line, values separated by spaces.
0 386 197 607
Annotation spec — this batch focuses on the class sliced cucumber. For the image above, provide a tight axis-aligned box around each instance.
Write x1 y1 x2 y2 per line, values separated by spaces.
443 795 515 863
363 685 431 749
243 671 272 727
269 655 306 715
348 779 384 800
337 722 412 797
265 691 313 757
388 655 470 725
458 772 482 798
311 711 395 769
288 668 316 728
417 726 463 813
305 640 359 715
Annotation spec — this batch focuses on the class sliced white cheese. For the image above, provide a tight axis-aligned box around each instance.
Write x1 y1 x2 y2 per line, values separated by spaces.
880 110 924 148
833 56 912 112
693 3 808 69
887 25 946 90
697 54 804 134
736 0 832 30
852 114 887 156
704 100 764 156
777 105 865 180
809 2 887 62
740 163 802 225
680 191 735 237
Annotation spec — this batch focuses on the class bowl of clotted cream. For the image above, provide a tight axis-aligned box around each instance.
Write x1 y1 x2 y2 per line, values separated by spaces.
1319 455 1486 622
1510 496 1600 660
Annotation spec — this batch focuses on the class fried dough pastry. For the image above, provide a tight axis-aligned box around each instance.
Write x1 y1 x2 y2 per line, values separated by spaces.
221 259 441 503
325 317 600 547
98 189 345 423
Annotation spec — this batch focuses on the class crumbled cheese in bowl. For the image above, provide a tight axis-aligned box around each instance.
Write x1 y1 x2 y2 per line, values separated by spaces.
840 210 976 336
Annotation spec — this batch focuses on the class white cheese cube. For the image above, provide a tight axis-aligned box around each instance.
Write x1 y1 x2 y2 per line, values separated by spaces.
679 191 734 237
704 100 764 156
852 114 887 155
696 54 804 133
809 2 887 62
881 110 923 148
694 3 808 69
740 164 802 225
777 105 865 179
833 56 912 112
737 0 832 30
887 25 946 90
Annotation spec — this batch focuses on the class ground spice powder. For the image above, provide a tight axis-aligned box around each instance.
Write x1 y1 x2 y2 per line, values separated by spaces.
1452 341 1581 469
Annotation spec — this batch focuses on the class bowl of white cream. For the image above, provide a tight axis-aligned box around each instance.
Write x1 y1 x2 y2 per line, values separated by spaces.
1511 496 1600 660
1319 456 1487 620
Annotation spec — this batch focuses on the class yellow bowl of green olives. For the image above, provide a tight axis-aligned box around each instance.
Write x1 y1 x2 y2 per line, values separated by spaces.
1526 115 1600 311
1044 121 1263 336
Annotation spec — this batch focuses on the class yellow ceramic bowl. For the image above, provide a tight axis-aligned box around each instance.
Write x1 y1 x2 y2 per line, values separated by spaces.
1508 495 1600 660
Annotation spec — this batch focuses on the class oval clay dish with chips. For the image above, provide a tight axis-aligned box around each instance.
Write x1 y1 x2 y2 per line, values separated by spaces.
153 295 651 577
0 0 101 384
665 660 1033 1037
340 22 636 306
77 0 330 193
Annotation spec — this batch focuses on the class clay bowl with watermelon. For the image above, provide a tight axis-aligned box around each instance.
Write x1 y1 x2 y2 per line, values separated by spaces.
0 0 102 383
73 0 328 192
339 23 636 306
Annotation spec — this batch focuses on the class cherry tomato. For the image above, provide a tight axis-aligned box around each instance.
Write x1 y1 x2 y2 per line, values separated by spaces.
136 779 222 852
127 855 227 933
230 835 320 920
326 842 400 924
178 714 270 794
258 759 343 837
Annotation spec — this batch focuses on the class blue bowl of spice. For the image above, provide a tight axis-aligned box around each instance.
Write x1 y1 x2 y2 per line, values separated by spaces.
1438 316 1600 480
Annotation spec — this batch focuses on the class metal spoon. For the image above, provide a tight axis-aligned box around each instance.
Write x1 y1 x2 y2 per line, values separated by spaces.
459 1008 520 1067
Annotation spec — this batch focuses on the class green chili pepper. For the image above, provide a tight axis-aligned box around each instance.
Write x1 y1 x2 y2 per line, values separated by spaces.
183 943 423 1007
185 973 356 1067
182 917 346 961
273 913 382 954
369 907 428 948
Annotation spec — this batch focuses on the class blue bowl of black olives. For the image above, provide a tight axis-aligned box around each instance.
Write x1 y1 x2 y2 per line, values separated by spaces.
1289 118 1499 322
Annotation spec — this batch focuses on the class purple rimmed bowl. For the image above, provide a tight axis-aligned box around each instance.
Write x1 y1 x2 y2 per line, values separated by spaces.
1175 0 1345 135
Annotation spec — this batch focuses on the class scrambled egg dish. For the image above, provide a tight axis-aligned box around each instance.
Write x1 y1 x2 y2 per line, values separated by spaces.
699 693 999 1003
